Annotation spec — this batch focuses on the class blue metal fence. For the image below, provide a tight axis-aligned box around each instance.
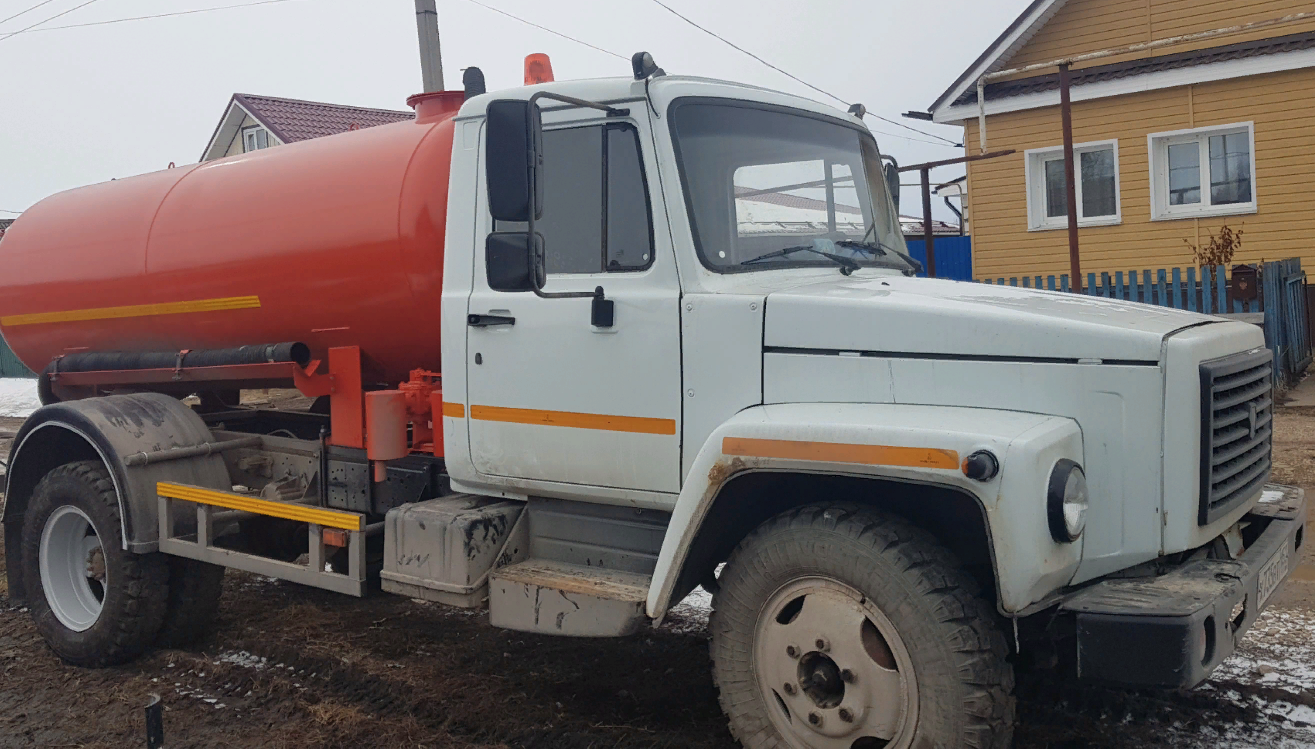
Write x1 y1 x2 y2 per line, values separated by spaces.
980 261 1310 383
905 235 972 281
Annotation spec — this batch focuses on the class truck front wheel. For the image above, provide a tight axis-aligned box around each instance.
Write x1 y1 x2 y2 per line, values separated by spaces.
19 461 169 667
710 505 1014 749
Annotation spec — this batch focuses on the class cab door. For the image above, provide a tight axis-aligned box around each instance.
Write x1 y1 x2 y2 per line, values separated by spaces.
465 108 682 494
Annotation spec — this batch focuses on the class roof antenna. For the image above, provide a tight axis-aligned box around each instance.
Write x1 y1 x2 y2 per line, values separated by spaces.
462 67 486 99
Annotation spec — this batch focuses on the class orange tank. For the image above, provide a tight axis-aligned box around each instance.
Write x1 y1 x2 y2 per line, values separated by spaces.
0 90 466 388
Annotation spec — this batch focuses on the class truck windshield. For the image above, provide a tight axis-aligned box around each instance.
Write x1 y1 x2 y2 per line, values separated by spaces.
670 100 913 274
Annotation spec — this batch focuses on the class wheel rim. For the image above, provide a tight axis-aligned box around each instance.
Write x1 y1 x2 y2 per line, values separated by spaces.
39 505 107 632
753 577 919 749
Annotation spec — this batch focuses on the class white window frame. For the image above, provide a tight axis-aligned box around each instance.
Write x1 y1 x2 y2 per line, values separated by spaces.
1148 122 1256 221
242 126 271 153
1024 139 1121 231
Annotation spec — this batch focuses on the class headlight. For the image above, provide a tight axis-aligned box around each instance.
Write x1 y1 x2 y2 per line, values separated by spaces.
1047 459 1088 543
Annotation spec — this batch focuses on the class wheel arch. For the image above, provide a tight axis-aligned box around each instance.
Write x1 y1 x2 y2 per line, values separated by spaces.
662 468 998 616
3 393 230 602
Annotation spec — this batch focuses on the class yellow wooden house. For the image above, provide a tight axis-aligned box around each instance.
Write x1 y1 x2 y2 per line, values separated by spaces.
928 0 1315 282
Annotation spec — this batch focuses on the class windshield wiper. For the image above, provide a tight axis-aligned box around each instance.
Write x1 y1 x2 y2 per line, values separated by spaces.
834 239 887 255
741 245 860 275
845 224 923 276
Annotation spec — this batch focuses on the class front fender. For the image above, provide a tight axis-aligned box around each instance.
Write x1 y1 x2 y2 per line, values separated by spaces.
648 402 1085 619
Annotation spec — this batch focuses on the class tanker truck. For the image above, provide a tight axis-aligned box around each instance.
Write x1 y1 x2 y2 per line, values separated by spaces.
0 52 1303 748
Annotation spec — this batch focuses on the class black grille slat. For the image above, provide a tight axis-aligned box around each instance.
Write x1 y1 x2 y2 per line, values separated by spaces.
1199 349 1273 525
1212 424 1273 466
1212 379 1272 410
1211 436 1272 482
1211 454 1271 500
1213 400 1272 433
1212 364 1272 392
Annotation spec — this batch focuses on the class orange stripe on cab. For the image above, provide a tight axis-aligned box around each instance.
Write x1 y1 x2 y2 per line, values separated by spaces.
469 405 676 435
442 402 466 418
723 436 959 470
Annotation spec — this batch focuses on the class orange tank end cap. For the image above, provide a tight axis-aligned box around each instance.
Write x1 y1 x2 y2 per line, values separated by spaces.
406 90 466 123
524 53 554 85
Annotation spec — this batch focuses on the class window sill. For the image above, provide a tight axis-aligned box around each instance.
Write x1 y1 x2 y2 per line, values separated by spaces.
1027 215 1122 232
1150 203 1258 222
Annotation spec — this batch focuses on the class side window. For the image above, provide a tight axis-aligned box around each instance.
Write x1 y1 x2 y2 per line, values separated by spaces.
538 127 604 274
605 126 653 270
496 123 654 274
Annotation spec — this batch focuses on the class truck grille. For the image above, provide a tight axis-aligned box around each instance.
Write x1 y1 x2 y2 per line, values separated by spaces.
1199 349 1273 525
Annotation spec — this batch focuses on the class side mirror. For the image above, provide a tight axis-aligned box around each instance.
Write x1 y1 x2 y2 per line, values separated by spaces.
882 156 901 211
486 232 543 292
486 99 543 223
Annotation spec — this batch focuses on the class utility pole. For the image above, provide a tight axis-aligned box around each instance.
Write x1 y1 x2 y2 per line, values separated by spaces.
415 0 444 92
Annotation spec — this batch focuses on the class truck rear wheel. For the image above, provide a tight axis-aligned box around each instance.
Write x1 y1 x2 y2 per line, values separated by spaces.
19 461 169 667
710 505 1014 749
156 557 225 648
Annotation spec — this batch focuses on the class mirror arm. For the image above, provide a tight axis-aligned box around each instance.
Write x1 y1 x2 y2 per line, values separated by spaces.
528 91 628 117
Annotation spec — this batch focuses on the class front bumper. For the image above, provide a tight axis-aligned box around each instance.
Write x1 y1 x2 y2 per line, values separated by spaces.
1059 484 1306 689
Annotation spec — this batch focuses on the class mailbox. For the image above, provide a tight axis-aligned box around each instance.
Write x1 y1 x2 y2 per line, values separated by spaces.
1231 264 1259 303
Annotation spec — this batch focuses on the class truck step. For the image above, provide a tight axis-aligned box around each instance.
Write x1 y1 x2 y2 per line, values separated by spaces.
489 560 650 637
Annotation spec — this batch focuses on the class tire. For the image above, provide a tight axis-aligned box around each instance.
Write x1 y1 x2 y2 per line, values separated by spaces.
156 557 225 648
19 461 169 667
710 505 1014 749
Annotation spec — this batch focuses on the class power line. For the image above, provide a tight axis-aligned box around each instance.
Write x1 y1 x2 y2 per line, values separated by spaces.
459 0 627 61
8 0 306 35
0 209 24 214
0 0 58 27
0 0 101 41
645 0 960 147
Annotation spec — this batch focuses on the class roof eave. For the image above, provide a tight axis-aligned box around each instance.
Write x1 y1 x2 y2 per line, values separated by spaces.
928 0 1068 120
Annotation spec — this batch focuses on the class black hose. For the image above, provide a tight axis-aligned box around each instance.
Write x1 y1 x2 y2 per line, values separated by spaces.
45 342 311 375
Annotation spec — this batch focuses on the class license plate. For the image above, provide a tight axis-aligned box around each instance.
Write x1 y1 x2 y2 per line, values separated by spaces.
1258 543 1292 609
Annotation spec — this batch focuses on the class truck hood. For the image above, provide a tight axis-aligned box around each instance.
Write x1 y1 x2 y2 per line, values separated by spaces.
763 275 1219 362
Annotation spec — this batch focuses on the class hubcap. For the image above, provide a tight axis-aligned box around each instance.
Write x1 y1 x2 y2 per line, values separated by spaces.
39 506 106 632
754 577 918 749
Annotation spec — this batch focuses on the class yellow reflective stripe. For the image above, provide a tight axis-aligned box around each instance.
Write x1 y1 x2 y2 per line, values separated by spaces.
157 481 364 531
2 295 261 327
722 437 960 470
469 404 676 435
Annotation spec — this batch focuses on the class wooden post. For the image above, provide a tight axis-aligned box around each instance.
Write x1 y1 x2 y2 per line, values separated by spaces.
1059 63 1082 292
921 166 936 278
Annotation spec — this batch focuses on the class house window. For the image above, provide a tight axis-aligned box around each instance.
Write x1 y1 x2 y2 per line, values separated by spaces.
243 127 271 153
1149 122 1255 220
1025 140 1120 231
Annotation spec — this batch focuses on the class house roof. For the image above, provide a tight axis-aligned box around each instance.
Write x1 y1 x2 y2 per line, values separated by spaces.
0 219 13 238
928 0 1068 115
900 215 961 236
232 93 414 144
200 93 414 161
952 29 1315 108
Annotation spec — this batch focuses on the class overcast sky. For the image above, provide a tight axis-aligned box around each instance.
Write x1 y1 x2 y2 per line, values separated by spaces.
0 0 1029 222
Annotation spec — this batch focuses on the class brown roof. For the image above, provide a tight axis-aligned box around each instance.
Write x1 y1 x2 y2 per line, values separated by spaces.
232 93 414 144
954 29 1315 107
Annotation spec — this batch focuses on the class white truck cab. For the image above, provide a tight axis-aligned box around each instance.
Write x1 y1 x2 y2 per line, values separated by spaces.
435 69 1303 746
3 58 1302 749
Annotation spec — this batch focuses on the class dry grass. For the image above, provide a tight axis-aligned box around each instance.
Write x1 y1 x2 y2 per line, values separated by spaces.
306 700 371 730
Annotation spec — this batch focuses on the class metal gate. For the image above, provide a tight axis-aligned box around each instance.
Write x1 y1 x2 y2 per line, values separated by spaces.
1262 258 1312 383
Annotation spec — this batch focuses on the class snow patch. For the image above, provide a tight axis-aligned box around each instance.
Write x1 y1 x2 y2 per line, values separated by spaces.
0 378 39 418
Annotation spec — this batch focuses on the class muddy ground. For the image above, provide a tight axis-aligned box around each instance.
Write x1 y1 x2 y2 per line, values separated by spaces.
2 404 1315 747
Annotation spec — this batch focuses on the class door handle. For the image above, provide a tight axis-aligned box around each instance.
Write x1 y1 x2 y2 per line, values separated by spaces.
467 313 515 327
